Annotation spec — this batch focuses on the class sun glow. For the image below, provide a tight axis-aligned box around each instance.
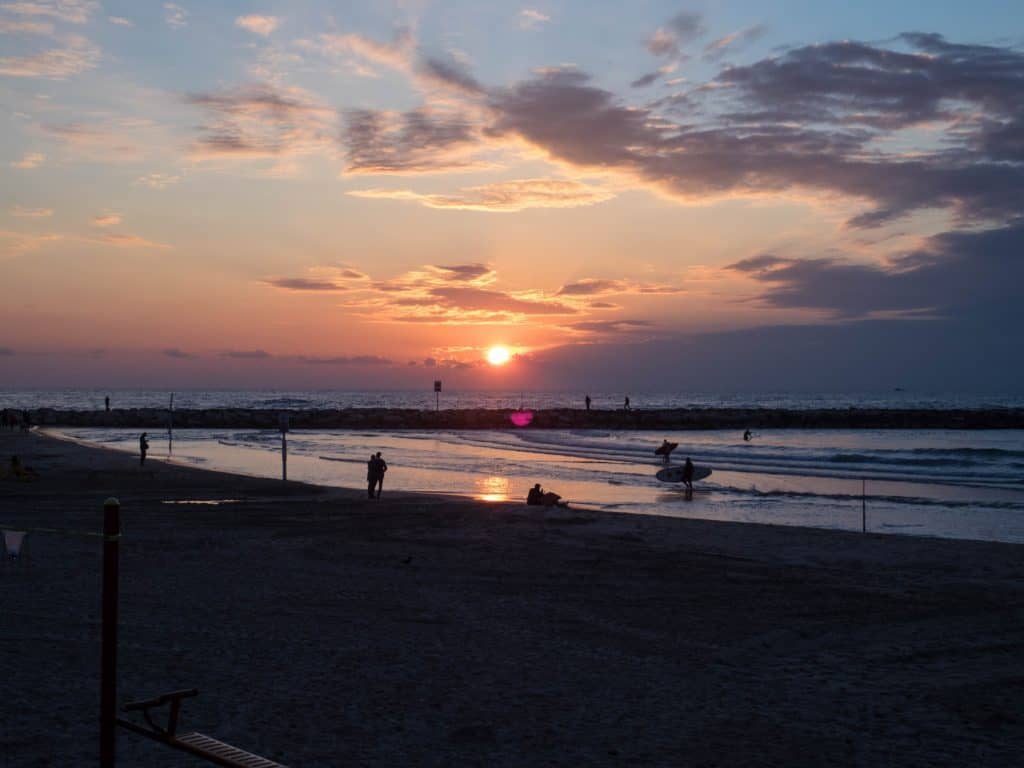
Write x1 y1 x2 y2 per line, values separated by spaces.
486 345 512 366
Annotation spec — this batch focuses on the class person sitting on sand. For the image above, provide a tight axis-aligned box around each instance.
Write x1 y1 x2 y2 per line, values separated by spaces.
6 455 38 481
527 483 568 507
527 483 544 505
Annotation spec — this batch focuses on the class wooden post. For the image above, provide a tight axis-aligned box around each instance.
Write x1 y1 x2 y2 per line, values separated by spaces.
862 478 866 533
100 497 121 767
167 393 174 455
279 414 289 482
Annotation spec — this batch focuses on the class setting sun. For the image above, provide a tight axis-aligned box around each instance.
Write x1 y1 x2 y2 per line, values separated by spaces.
486 346 512 366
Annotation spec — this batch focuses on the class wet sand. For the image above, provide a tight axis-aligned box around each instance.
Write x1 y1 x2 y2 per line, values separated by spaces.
1 429 1023 766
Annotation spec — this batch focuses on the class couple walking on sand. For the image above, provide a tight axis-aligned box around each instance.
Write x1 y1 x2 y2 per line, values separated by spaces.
367 452 387 499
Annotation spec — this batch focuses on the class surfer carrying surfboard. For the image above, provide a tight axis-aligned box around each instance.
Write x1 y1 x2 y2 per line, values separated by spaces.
655 439 678 463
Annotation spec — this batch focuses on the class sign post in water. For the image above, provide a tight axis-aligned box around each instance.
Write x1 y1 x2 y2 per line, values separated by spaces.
434 380 442 412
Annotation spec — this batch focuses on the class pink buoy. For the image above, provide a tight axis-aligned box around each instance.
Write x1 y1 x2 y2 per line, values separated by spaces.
509 410 534 427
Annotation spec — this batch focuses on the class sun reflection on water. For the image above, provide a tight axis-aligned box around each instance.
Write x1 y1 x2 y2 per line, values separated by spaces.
476 475 511 502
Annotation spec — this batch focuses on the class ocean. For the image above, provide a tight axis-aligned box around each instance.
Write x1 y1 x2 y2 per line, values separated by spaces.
54 423 1024 545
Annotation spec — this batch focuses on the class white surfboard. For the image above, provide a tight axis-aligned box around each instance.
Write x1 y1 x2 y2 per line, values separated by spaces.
656 466 712 483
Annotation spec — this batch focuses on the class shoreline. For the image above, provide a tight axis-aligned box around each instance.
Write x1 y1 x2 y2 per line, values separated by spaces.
4 429 1024 766
19 405 1024 430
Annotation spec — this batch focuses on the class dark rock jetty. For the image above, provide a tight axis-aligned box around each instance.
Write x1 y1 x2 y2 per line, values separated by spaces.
26 407 1024 430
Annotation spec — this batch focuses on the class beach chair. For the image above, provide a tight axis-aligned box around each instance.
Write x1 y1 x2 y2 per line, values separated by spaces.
117 688 287 767
3 529 26 559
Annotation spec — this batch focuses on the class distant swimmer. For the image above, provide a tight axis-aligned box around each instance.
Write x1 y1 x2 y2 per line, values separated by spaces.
743 429 753 442
655 439 678 463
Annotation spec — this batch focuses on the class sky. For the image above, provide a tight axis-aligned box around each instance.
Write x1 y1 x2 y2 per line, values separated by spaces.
2 0 1023 391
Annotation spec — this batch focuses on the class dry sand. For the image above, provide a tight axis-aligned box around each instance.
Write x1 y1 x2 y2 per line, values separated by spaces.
1 429 1022 767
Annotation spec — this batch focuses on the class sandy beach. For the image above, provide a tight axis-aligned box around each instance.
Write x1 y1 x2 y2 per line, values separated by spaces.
2 429 1023 767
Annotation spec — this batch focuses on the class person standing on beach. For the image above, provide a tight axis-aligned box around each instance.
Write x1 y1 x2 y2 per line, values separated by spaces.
366 454 378 499
624 396 631 411
585 395 591 411
682 457 694 492
105 395 110 412
139 432 149 466
374 451 387 498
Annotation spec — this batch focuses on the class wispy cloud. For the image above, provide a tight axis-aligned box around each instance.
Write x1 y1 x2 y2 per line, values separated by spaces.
703 24 766 61
185 82 333 159
263 277 348 291
0 34 100 77
107 15 132 28
300 355 394 366
647 11 706 58
92 213 121 226
0 1 98 24
519 8 550 29
220 349 270 359
96 233 170 249
0 17 53 33
10 152 45 168
163 2 186 30
348 179 614 212
235 14 279 37
135 172 181 189
0 228 60 258
163 347 197 359
10 205 52 217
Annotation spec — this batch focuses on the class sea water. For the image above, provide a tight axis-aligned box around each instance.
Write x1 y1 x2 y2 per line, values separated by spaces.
55 426 1024 544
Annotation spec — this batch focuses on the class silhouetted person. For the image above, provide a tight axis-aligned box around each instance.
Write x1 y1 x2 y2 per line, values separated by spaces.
743 429 752 442
658 439 677 463
139 432 149 466
624 396 631 411
366 454 377 499
373 451 387 498
682 457 694 492
105 396 110 412
527 483 543 505
585 395 591 411
21 410 31 432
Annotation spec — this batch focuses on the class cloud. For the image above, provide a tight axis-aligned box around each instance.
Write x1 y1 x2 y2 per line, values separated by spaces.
316 29 414 73
92 213 121 227
0 228 60 258
263 277 348 291
185 82 332 159
135 172 181 189
563 319 655 334
703 24 766 61
417 55 484 96
730 220 1024 320
485 36 1024 229
220 349 270 359
10 152 45 168
556 278 627 296
107 15 132 27
519 8 550 29
0 1 98 24
0 34 100 77
431 263 492 282
96 233 170 249
163 2 186 29
235 14 279 37
647 12 706 58
10 205 52 217
0 17 53 33
300 355 394 365
342 107 481 174
348 179 614 212
163 347 197 359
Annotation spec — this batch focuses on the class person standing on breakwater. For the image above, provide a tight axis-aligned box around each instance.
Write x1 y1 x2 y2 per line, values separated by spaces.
585 395 591 411
624 396 631 411
139 432 149 466
105 395 110 412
